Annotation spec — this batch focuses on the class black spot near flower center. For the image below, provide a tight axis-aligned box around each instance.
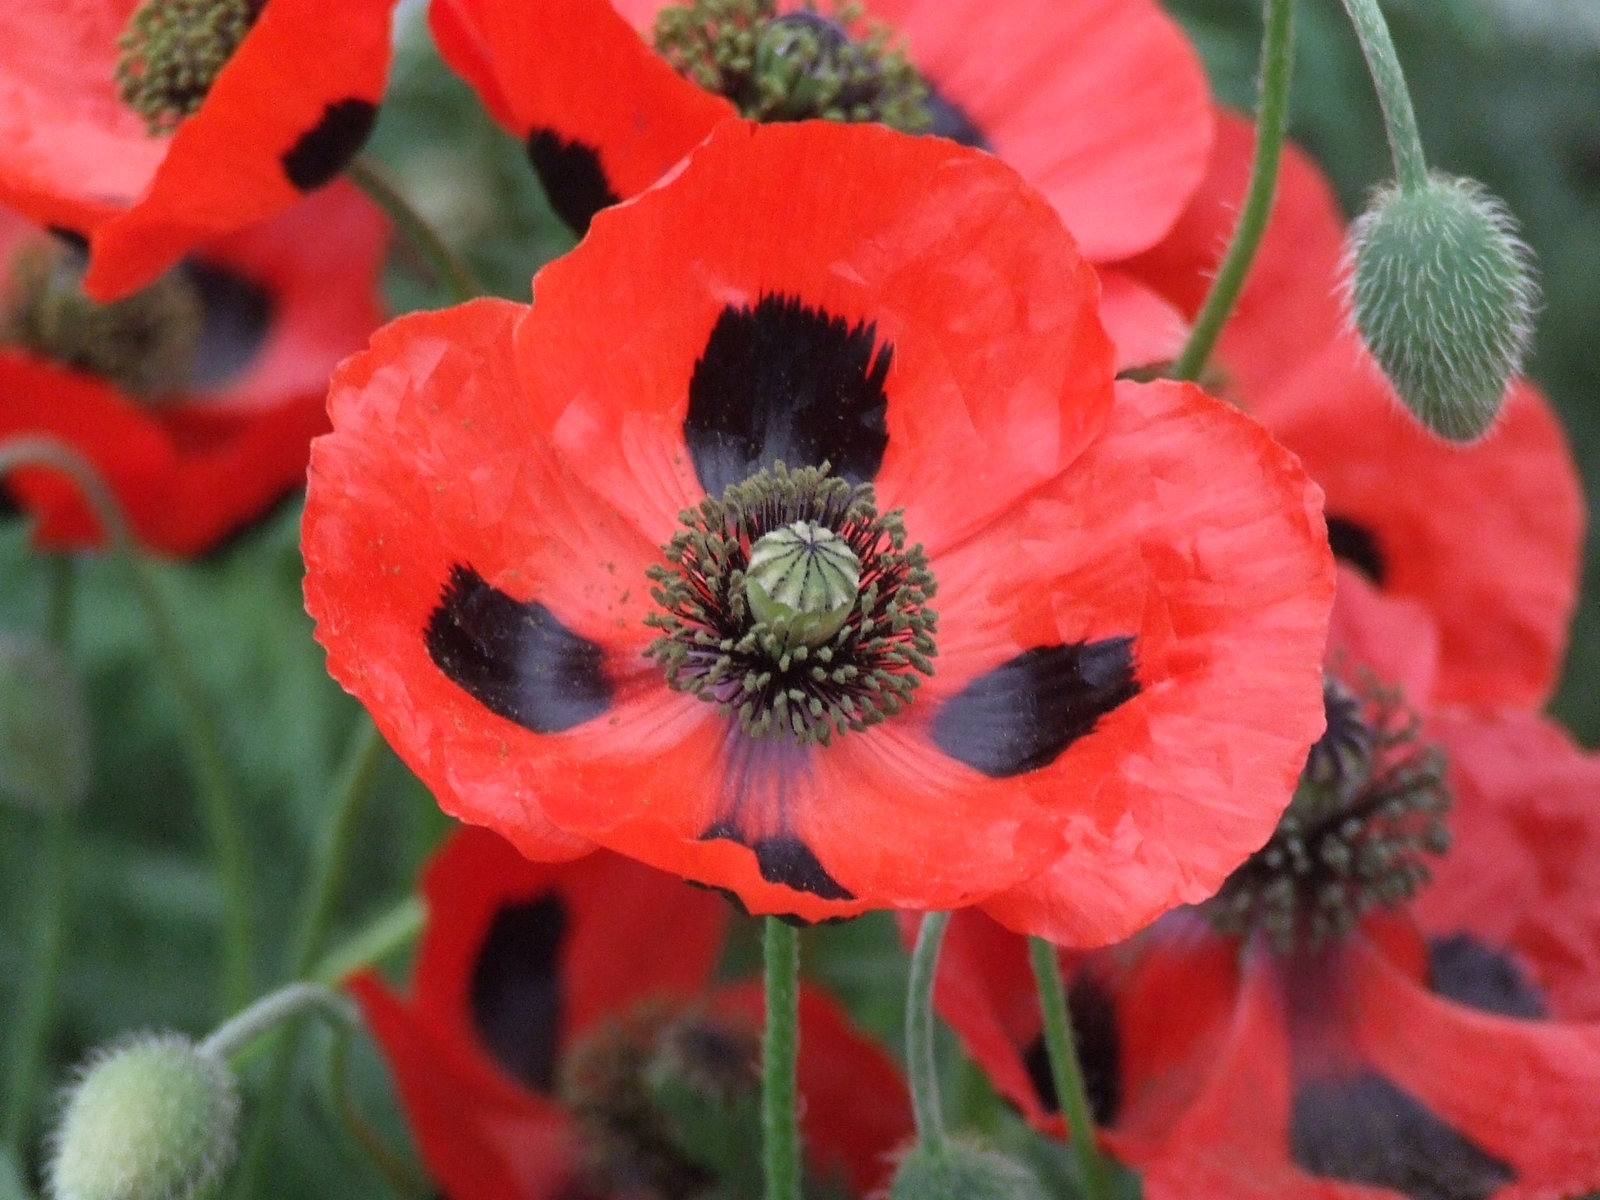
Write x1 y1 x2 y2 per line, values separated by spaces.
1289 1070 1515 1200
471 894 569 1092
924 82 990 150
425 564 613 734
1427 933 1548 1020
931 639 1139 778
701 823 854 901
526 129 620 237
1326 514 1388 586
282 99 378 192
684 294 892 498
181 259 274 388
1021 973 1122 1126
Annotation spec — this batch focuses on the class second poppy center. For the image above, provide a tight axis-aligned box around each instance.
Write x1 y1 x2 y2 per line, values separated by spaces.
115 0 268 135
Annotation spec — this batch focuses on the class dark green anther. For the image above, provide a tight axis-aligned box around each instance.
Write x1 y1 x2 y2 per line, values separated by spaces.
116 0 267 135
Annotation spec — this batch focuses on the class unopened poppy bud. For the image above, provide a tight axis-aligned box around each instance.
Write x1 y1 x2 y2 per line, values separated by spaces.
889 1137 1051 1200
745 520 861 650
48 1034 239 1200
1347 174 1537 442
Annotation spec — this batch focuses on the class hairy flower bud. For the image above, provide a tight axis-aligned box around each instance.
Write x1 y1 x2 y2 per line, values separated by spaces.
889 1137 1051 1200
48 1034 239 1200
1346 174 1537 442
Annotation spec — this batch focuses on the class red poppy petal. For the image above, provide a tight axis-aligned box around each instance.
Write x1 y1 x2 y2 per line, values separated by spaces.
514 119 1114 554
952 379 1332 945
352 973 580 1200
1098 267 1189 372
1326 569 1440 702
1419 708 1600 1022
867 0 1213 261
1257 349 1583 707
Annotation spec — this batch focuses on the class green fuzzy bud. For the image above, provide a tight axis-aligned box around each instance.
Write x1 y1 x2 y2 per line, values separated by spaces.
1347 173 1538 442
48 1034 239 1200
890 1137 1052 1200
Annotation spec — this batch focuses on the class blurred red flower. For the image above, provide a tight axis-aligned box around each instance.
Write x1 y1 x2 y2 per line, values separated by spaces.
0 183 387 555
352 826 911 1199
0 0 396 300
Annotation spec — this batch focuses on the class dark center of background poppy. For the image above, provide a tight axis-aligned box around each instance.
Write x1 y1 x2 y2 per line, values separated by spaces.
653 0 933 132
1207 676 1452 950
116 0 268 135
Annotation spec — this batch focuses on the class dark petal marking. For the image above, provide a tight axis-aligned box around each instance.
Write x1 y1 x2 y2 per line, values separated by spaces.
701 822 854 901
47 226 89 252
1326 514 1388 586
281 98 378 191
923 83 990 150
1427 933 1548 1020
526 129 620 237
684 294 892 497
1290 1070 1515 1200
469 894 569 1093
932 639 1139 778
425 564 612 734
0 483 20 520
181 259 274 388
1020 972 1122 1126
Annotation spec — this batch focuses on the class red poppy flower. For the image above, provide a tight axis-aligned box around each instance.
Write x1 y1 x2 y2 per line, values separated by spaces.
429 0 1211 357
0 182 387 555
351 825 912 1199
931 582 1600 1200
0 0 396 301
1120 110 1584 708
303 120 1333 935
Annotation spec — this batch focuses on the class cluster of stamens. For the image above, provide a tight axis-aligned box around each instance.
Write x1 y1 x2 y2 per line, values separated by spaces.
1208 676 1452 951
645 463 937 745
653 0 932 132
2 241 203 401
116 0 268 135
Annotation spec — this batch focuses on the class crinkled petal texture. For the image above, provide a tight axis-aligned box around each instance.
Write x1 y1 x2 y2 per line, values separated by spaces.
354 828 908 1199
436 0 1211 256
0 0 395 300
0 182 386 554
305 120 1331 931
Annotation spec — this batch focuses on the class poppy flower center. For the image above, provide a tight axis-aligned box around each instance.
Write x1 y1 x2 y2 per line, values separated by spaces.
653 0 933 133
115 0 267 135
2 241 204 403
1207 676 1452 951
644 462 937 745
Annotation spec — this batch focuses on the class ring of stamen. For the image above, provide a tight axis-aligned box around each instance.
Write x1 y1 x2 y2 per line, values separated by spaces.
116 0 268 135
645 463 937 745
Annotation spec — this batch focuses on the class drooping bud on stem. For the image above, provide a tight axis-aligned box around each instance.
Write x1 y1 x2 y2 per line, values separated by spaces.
889 1136 1051 1200
1347 174 1538 442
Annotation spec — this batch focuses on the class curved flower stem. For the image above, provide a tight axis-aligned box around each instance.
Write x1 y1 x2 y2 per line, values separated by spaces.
1337 0 1429 193
1171 0 1296 384
763 917 802 1200
1029 937 1110 1200
310 894 425 987
347 155 482 304
904 911 951 1157
0 437 254 1013
200 983 356 1063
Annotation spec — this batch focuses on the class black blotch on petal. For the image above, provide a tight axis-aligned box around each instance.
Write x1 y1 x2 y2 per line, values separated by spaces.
923 83 990 150
1289 1070 1515 1200
684 294 892 497
282 98 378 191
1020 973 1122 1126
1326 514 1388 585
0 483 20 520
47 226 89 252
701 823 855 901
526 129 620 237
470 894 569 1092
180 259 275 388
932 638 1140 778
1428 933 1548 1020
425 564 612 734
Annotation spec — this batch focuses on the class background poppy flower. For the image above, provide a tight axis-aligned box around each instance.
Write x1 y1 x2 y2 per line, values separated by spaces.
931 581 1600 1200
303 119 1333 936
352 826 911 1199
0 0 396 300
1118 110 1585 709
0 182 387 555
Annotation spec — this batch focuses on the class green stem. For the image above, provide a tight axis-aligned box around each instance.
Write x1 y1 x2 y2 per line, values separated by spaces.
1171 0 1296 383
200 983 355 1064
347 156 482 304
904 911 951 1157
310 895 425 987
1028 937 1109 1200
1337 0 1429 192
763 918 801 1200
0 438 254 1012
